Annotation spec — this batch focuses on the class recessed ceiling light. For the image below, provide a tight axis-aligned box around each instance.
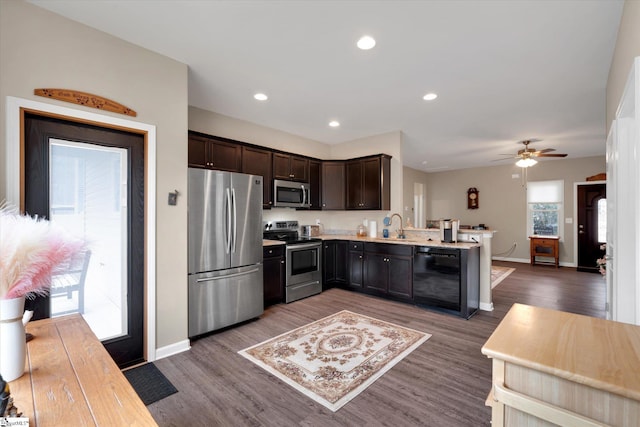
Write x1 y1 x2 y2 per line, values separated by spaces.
254 93 268 101
423 93 438 101
329 121 340 128
357 36 376 50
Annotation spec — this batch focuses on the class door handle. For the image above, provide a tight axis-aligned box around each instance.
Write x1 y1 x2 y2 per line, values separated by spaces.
196 267 260 283
231 188 237 253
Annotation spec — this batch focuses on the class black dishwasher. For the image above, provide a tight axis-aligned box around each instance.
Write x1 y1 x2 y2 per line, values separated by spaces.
413 246 479 318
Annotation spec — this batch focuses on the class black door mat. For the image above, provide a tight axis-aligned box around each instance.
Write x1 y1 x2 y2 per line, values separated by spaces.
123 362 178 405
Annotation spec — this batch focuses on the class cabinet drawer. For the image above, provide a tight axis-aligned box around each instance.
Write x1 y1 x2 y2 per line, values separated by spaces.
364 242 413 257
534 239 556 247
263 245 285 258
349 241 364 252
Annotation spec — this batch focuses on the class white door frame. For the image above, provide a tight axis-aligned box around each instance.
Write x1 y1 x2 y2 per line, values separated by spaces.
5 96 157 362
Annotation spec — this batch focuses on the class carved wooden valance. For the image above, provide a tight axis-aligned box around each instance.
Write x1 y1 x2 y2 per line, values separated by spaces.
586 173 606 181
34 88 137 117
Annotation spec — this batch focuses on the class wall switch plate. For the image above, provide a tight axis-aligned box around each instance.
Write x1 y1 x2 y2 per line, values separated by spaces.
565 217 573 224
168 192 178 206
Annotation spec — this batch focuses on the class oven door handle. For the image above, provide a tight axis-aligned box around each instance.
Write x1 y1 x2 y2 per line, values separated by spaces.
286 242 320 251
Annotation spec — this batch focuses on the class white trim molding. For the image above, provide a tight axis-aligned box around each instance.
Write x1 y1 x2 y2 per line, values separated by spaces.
155 340 191 360
6 96 157 362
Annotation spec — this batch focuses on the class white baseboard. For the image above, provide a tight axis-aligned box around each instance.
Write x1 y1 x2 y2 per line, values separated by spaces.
154 339 191 361
492 256 529 263
480 302 494 312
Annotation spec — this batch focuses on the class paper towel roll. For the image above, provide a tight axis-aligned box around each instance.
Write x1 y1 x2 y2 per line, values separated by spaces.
369 221 377 238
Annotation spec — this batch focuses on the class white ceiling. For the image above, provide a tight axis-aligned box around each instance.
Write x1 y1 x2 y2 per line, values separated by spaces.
29 0 624 172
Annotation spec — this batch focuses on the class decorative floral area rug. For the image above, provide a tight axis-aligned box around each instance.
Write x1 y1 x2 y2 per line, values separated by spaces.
491 266 516 289
238 310 431 412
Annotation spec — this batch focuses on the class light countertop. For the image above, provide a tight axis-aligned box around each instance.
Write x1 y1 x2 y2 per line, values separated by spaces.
482 303 640 401
263 239 286 247
317 234 481 249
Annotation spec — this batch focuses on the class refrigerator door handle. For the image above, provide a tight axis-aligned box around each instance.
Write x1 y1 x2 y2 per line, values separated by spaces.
195 267 261 283
231 187 237 253
226 187 232 254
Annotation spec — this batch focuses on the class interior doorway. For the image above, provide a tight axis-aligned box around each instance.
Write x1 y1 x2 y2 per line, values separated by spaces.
576 183 606 273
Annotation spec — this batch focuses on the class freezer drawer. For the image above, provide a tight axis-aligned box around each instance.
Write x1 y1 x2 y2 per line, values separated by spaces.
188 264 264 337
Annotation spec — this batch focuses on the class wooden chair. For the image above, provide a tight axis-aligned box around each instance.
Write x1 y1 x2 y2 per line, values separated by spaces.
50 249 91 316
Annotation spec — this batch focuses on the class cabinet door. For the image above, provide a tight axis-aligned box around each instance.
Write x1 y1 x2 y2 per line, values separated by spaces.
388 255 413 299
348 251 364 289
209 139 242 172
362 157 381 209
346 160 363 209
242 146 272 208
309 160 321 210
290 155 309 182
323 242 337 285
335 241 348 283
188 135 208 168
364 253 388 293
263 248 284 306
321 162 345 210
273 153 292 180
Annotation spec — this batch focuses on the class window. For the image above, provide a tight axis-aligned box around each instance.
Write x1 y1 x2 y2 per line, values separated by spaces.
527 180 563 238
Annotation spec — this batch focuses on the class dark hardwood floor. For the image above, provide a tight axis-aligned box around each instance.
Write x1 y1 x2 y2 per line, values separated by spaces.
148 262 605 426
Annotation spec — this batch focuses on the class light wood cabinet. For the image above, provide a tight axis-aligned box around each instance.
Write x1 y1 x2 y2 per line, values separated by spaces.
482 304 640 426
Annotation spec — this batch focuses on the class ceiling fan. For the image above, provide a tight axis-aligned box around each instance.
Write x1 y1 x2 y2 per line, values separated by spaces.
496 139 568 167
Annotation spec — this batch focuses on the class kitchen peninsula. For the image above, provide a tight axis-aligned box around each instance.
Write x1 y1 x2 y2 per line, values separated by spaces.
319 226 495 312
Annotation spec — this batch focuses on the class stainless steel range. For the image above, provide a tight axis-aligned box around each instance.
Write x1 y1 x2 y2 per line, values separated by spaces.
263 220 322 303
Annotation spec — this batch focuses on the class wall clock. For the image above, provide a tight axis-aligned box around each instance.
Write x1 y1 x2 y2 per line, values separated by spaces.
467 187 479 209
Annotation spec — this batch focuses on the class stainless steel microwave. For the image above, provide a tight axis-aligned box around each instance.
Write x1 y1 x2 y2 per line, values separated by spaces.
273 179 311 208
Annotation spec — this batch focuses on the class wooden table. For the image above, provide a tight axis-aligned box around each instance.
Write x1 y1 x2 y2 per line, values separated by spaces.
482 304 640 426
529 235 559 267
8 315 157 426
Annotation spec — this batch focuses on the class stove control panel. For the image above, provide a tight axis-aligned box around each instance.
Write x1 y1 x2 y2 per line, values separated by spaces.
264 220 298 231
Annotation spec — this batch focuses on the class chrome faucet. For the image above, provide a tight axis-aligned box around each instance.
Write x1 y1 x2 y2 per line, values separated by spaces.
389 213 405 239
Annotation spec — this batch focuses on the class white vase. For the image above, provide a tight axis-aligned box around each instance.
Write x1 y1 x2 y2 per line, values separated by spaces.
0 296 27 382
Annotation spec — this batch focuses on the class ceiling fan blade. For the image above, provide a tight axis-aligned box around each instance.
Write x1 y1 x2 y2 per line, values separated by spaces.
535 148 555 154
537 153 567 158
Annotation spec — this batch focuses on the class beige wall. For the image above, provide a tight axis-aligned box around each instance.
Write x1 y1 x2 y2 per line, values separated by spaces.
607 0 640 128
403 166 429 227
425 157 605 264
0 1 189 349
189 107 404 232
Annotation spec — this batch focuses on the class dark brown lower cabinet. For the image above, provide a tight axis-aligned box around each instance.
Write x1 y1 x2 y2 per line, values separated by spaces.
363 242 413 300
263 245 285 306
347 241 364 289
323 240 348 289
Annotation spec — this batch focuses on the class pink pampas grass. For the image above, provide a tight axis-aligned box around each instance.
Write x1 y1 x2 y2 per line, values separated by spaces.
0 205 85 299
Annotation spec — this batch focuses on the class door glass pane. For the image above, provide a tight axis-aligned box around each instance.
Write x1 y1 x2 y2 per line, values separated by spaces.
49 139 128 341
598 198 607 243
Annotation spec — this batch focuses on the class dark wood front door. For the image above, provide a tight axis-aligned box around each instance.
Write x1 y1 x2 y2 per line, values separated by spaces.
23 112 145 368
577 183 606 273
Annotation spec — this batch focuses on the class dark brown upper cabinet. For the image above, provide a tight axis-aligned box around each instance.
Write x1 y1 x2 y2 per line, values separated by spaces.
346 155 391 210
321 161 345 210
273 153 309 182
188 133 241 172
308 160 322 210
242 146 273 208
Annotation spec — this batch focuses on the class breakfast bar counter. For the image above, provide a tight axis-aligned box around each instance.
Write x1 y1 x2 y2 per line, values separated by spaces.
482 303 640 426
9 314 157 426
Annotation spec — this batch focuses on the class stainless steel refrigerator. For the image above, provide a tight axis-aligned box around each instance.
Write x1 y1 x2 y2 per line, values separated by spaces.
188 168 263 337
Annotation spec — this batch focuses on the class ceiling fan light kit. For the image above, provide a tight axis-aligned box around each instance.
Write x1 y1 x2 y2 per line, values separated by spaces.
494 139 568 168
516 157 538 168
